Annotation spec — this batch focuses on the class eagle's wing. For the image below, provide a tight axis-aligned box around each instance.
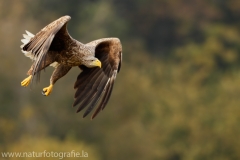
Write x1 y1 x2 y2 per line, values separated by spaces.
22 15 72 81
73 38 122 119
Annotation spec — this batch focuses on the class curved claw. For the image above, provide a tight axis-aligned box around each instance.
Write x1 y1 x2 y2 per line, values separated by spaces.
42 84 53 96
21 75 32 87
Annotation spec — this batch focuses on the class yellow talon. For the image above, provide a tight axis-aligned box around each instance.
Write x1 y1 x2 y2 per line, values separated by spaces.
21 75 32 87
42 84 53 96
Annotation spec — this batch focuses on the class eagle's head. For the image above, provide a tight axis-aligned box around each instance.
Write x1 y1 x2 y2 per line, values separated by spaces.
83 57 101 68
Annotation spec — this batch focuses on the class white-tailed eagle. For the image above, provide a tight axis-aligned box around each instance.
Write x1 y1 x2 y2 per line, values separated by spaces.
20 15 122 119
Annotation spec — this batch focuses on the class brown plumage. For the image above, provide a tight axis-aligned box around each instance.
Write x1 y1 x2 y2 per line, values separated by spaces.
20 15 122 119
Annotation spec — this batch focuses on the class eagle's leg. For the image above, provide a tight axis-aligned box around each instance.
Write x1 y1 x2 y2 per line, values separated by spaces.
42 64 71 96
21 64 35 87
21 75 33 87
21 54 56 87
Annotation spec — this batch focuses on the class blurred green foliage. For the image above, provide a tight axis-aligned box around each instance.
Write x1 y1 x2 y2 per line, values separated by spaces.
0 0 240 159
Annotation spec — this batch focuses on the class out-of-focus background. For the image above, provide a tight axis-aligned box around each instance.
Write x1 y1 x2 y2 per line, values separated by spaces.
1 0 240 159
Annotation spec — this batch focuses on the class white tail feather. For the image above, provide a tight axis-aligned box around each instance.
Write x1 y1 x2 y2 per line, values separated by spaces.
23 34 31 39
20 30 35 60
26 30 34 37
20 30 59 68
21 39 29 44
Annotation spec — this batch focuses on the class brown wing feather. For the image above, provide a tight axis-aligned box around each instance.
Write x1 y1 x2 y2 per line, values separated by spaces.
22 15 72 81
73 39 122 119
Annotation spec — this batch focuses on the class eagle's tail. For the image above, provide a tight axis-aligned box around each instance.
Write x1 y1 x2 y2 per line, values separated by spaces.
20 30 35 60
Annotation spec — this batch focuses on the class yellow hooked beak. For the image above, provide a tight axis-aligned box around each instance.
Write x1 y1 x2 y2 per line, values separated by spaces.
94 59 102 68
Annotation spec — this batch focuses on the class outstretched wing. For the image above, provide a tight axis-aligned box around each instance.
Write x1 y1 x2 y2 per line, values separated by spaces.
73 38 122 119
22 15 72 81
